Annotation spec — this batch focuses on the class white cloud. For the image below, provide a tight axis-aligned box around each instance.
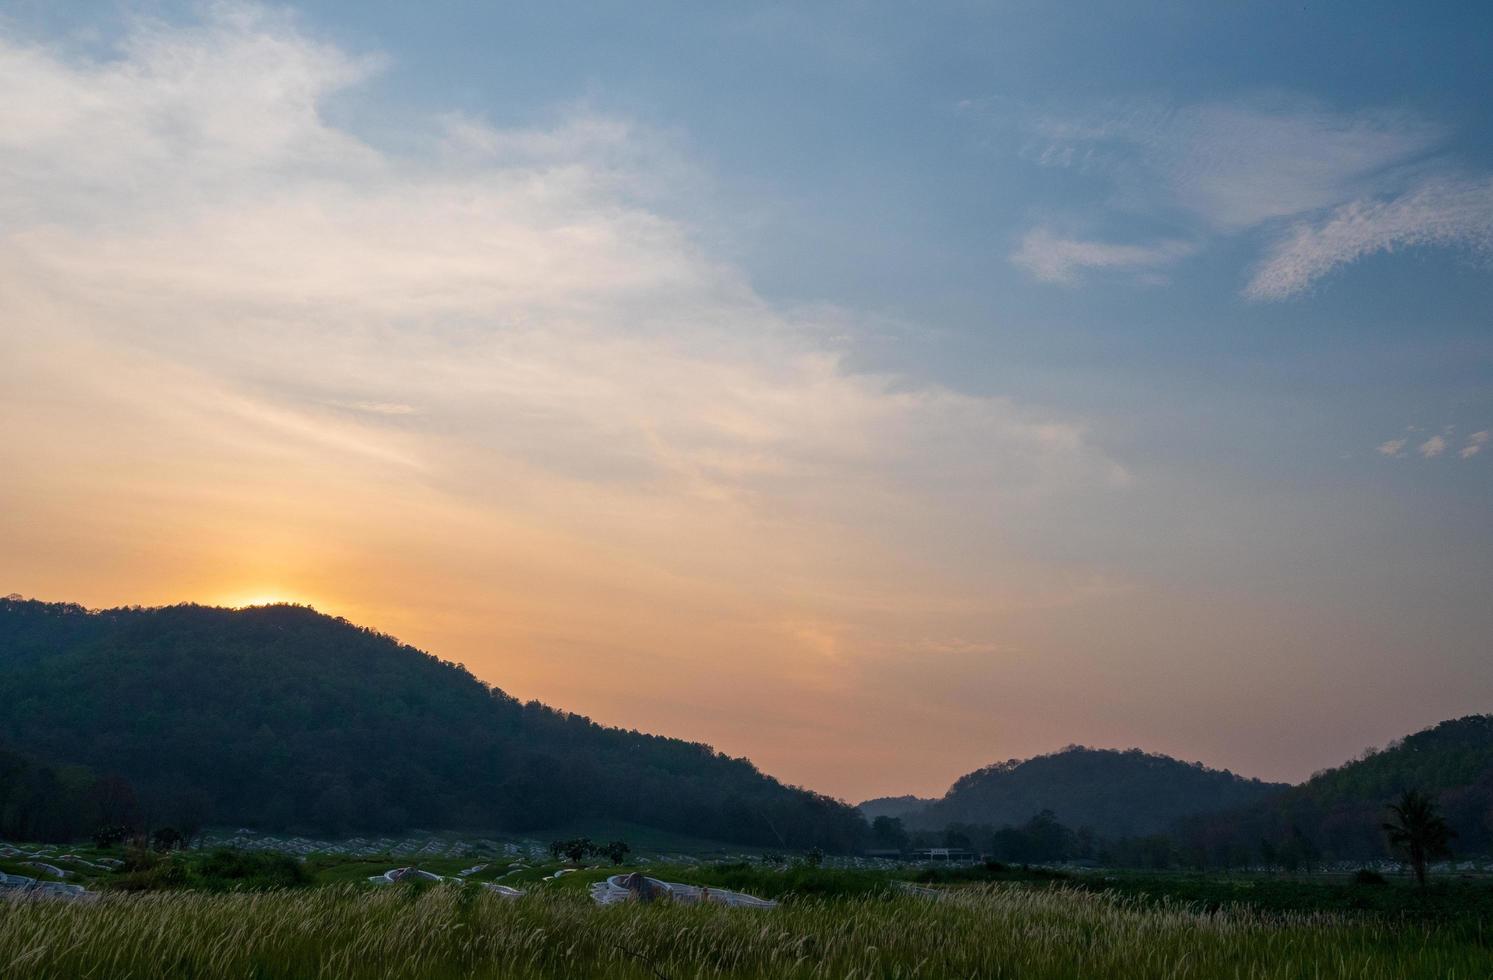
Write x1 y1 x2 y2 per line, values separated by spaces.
1462 431 1490 459
1376 438 1408 457
1418 435 1448 459
1010 227 1195 284
1247 177 1493 299
0 6 1126 632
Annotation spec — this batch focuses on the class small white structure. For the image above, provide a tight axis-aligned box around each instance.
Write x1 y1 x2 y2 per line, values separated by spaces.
480 882 524 898
368 867 444 885
32 881 90 900
589 873 777 909
0 873 92 901
366 867 523 898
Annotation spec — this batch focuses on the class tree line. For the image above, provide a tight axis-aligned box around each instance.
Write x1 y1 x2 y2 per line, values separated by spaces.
867 788 1458 883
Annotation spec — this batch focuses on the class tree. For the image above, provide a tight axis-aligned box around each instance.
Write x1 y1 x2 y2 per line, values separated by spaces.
151 826 185 851
941 826 973 850
550 837 596 864
1383 789 1455 887
93 824 129 848
870 815 909 852
598 840 630 864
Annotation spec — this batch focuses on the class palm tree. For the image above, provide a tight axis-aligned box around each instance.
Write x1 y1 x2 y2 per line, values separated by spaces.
1382 789 1454 887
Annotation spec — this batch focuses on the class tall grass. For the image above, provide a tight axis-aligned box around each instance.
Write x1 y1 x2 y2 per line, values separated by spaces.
1 883 1487 979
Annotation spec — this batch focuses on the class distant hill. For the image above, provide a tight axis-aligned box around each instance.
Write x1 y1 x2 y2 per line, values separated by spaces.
1183 715 1493 860
0 598 866 849
910 746 1286 837
856 795 932 822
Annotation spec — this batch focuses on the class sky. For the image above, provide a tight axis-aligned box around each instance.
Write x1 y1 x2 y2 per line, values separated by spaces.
2 1 1491 802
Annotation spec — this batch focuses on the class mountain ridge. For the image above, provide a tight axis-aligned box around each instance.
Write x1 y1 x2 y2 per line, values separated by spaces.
901 746 1287 837
0 597 866 849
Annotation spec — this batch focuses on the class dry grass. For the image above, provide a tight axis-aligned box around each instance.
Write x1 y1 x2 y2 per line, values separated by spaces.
1 882 1488 979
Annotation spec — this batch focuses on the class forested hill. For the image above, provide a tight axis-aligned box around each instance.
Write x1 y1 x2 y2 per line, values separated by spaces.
856 795 933 822
911 747 1285 836
1181 715 1493 859
0 597 865 848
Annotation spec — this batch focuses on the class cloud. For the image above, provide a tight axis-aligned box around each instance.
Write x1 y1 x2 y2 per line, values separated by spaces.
1010 227 1195 284
1246 177 1493 299
1417 435 1448 458
0 5 1126 668
1376 438 1408 457
1014 96 1493 298
1462 431 1490 459
1028 99 1440 232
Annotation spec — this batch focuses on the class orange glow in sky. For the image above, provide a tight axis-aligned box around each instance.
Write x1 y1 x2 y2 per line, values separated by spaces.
4 7 1491 805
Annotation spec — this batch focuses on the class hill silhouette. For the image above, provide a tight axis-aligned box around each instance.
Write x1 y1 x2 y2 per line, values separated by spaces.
1181 715 1493 861
0 597 865 849
855 795 932 822
910 746 1285 837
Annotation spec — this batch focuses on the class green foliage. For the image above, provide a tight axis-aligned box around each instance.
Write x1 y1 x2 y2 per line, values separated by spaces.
109 847 311 892
0 598 867 850
195 849 311 889
913 863 1069 885
92 824 129 848
1179 717 1493 863
685 861 895 899
544 836 628 865
0 743 125 843
598 840 630 864
869 814 909 851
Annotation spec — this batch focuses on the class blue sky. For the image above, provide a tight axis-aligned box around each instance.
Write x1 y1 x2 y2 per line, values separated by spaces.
2 1 1490 797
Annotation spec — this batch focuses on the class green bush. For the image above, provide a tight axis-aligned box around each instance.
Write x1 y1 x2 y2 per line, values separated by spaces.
195 849 310 889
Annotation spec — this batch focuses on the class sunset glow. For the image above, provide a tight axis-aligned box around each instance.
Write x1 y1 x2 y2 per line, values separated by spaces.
3 1 1491 806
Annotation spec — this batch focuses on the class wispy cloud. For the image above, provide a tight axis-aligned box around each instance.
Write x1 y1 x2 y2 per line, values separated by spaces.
1376 438 1408 457
1247 177 1493 299
1462 431 1490 459
1010 227 1195 284
1028 99 1439 232
1008 95 1493 299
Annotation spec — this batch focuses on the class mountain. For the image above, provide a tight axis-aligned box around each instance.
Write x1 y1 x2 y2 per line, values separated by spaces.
1182 715 1493 861
910 746 1286 837
0 597 866 849
856 795 932 822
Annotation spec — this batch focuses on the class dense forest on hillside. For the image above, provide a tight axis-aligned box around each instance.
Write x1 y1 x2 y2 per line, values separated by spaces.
909 746 1285 837
1178 716 1493 864
6 598 1489 865
867 722 1493 867
0 598 866 849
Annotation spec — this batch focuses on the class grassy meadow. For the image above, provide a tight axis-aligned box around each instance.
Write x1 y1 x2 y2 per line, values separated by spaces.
3 876 1491 980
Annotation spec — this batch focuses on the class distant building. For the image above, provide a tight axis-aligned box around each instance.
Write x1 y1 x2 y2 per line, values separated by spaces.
911 847 978 864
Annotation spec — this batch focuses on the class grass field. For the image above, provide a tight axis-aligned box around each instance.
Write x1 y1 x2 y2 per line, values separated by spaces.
3 879 1491 980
